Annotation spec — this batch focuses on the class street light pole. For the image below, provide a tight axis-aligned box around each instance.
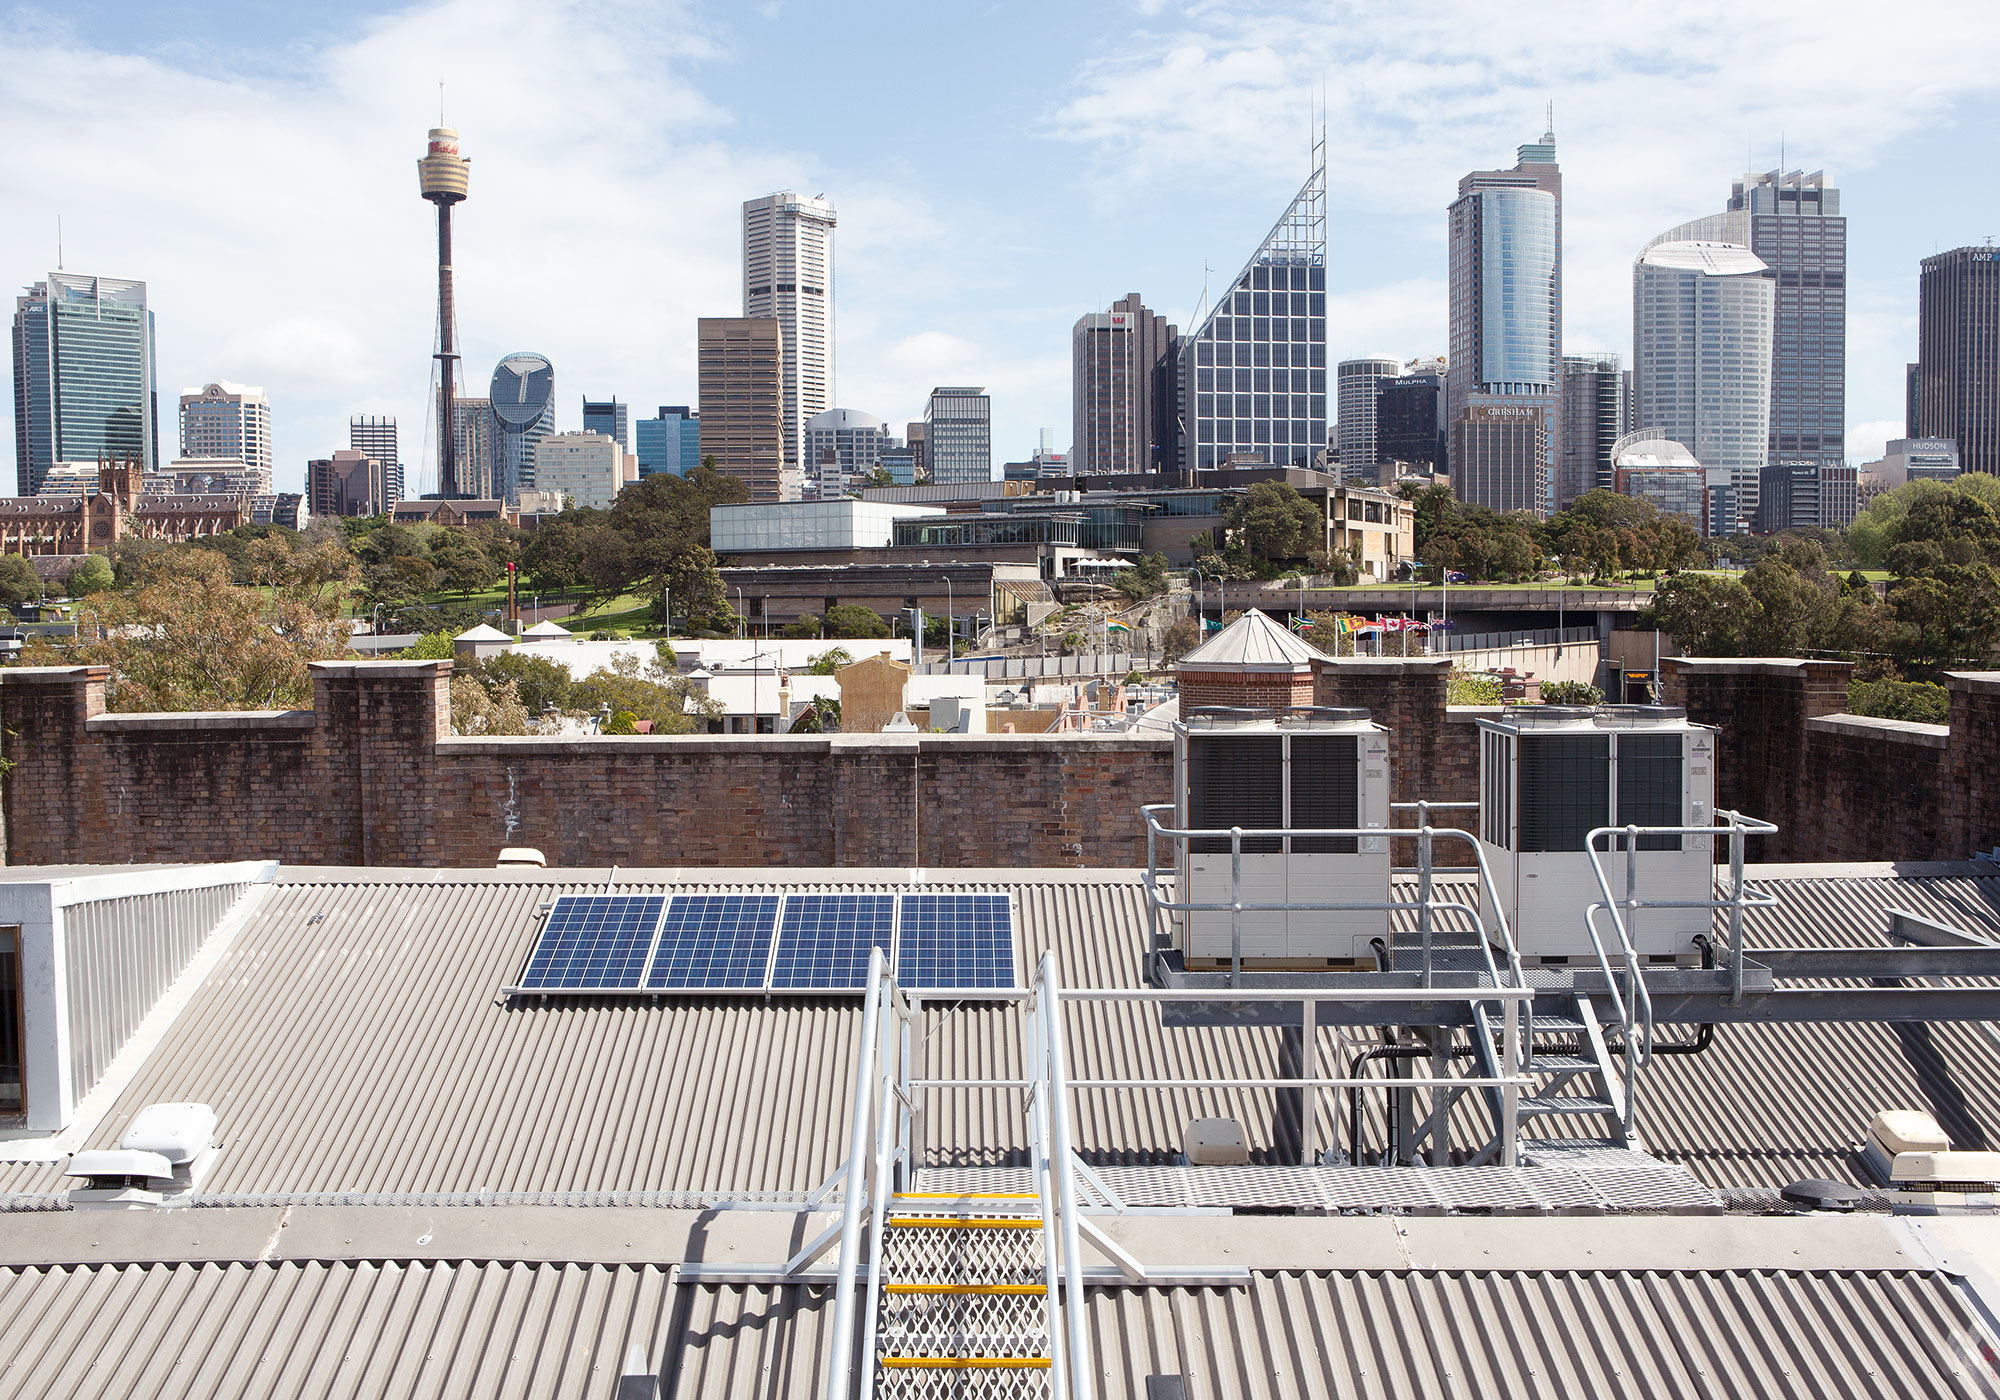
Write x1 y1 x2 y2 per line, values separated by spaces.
940 575 953 659
734 587 745 640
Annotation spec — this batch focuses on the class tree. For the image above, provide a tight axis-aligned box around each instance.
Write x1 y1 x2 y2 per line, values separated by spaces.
473 651 575 714
567 653 719 733
1883 563 2000 673
1226 481 1323 568
451 675 531 736
1649 572 1756 656
65 554 115 597
1113 552 1170 601
399 631 456 660
429 533 498 595
806 646 855 674
1396 482 1458 550
0 554 41 607
72 546 352 711
824 604 890 639
521 516 589 592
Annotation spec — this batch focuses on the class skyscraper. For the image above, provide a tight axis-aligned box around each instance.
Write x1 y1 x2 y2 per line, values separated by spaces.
1375 366 1446 474
452 398 495 499
698 317 785 501
635 406 700 479
1910 246 2000 477
11 272 157 495
1446 128 1561 513
348 416 403 505
490 352 555 504
180 382 272 492
1661 172 1847 473
1557 354 1624 507
743 191 835 495
1071 293 1178 475
1335 357 1403 479
1178 154 1328 472
924 387 992 486
804 408 894 496
1631 240 1773 532
581 397 629 451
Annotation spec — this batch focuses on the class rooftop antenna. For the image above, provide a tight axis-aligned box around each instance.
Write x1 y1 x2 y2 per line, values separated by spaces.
1544 98 1554 142
440 79 446 125
56 215 62 271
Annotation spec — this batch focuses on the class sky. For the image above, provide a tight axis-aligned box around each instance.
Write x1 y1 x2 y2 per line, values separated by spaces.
6 0 2000 497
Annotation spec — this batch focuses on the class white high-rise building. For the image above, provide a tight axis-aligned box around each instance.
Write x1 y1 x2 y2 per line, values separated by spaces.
532 431 633 511
1335 357 1402 480
1631 239 1774 533
743 192 836 496
179 382 271 493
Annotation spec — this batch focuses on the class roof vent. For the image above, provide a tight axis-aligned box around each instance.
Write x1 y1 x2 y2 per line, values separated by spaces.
1779 1178 1866 1212
1862 1108 2000 1191
497 847 549 869
1182 1116 1249 1166
66 1102 218 1209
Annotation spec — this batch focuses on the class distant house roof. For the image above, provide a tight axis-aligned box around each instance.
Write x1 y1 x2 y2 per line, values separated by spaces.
1176 606 1328 672
453 623 512 643
521 620 573 639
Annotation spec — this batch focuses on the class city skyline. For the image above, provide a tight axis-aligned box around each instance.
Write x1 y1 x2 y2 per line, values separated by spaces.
4 1 1999 496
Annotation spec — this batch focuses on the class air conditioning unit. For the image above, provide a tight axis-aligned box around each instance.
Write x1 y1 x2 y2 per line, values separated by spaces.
1475 706 1718 962
1175 708 1391 966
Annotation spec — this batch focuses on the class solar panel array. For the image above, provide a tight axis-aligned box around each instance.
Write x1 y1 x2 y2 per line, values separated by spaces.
511 891 1014 995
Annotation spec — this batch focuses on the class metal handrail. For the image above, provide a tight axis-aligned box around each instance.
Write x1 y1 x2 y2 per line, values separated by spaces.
1580 810 1780 1139
825 946 889 1400
1139 804 1527 1000
1038 953 1094 1400
1024 986 1070 1400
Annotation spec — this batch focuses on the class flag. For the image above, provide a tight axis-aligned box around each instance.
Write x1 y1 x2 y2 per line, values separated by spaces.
1106 619 1131 633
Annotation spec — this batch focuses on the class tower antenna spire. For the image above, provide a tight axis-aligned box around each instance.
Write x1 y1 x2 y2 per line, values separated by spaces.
1544 98 1553 141
56 215 62 271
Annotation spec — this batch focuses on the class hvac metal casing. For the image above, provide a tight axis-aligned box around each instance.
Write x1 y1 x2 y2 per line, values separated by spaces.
1174 710 1391 963
1475 706 1717 961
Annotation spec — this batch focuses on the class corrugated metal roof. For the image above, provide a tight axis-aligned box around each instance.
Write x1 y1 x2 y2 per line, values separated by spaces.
671 1269 1997 1400
0 864 1993 1200
0 1259 675 1399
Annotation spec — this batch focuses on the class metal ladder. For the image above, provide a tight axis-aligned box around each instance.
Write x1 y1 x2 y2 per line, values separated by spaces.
1474 993 1634 1151
873 1191 1054 1397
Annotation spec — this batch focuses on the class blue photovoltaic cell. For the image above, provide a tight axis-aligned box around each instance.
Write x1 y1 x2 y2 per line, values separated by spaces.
646 894 782 989
517 895 667 990
771 894 895 989
896 894 1015 989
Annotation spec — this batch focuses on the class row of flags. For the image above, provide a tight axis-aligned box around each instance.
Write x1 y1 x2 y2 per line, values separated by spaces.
1291 615 1460 637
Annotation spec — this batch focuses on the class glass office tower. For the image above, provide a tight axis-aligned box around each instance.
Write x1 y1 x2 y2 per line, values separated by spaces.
11 273 156 494
1178 157 1328 472
636 406 700 478
489 352 555 503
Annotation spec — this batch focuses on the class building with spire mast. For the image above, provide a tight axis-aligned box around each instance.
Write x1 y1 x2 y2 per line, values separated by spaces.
417 121 471 498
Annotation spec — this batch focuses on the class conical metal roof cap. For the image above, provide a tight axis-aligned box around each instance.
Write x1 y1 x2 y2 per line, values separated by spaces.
1176 606 1329 673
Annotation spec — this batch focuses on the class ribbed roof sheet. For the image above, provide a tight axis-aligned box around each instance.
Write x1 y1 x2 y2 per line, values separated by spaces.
0 864 1993 1200
670 1269 1991 1400
1176 606 1328 671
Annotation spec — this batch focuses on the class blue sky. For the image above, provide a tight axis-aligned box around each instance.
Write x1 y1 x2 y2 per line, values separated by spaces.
7 0 2000 495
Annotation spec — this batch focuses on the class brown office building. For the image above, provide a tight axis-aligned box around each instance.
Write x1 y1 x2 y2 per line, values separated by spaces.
1450 401 1548 515
1909 246 2000 477
1071 293 1178 475
698 316 788 501
306 449 394 518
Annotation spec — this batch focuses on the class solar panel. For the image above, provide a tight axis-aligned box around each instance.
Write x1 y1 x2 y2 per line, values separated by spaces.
897 894 1016 990
517 895 668 990
771 894 895 990
645 894 782 990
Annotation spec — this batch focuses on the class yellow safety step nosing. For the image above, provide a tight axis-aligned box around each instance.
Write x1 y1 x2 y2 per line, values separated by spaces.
884 1283 1048 1295
878 1357 1053 1370
888 1216 1042 1229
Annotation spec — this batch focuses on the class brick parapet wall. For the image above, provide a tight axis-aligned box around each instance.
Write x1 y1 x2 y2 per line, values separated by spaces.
1314 658 1452 808
0 665 1172 870
1175 669 1316 713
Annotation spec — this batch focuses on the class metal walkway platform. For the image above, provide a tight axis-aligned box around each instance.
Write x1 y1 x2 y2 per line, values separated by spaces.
917 1162 1720 1216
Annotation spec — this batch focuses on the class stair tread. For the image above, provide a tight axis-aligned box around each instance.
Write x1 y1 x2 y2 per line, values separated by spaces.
1526 1054 1603 1072
1520 1094 1619 1114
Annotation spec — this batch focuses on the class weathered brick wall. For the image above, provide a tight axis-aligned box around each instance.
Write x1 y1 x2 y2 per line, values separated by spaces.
1 664 1172 870
1794 716 1953 862
1175 669 1315 713
1950 676 2000 857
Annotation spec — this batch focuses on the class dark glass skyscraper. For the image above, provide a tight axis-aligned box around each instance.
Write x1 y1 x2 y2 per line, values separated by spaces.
1071 293 1177 475
1375 369 1445 472
1911 246 2000 477
582 397 628 452
1731 171 1844 465
1558 354 1624 507
490 352 555 503
1177 155 1327 472
1446 129 1561 513
11 272 157 494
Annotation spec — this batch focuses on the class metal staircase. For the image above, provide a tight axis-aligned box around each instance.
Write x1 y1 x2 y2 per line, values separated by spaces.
874 1193 1053 1397
1475 993 1633 1151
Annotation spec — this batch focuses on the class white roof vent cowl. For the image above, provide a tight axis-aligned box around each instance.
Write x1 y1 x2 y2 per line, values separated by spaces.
120 1102 218 1164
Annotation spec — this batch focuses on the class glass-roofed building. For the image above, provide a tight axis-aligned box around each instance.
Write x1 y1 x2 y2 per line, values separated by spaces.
1177 155 1328 472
